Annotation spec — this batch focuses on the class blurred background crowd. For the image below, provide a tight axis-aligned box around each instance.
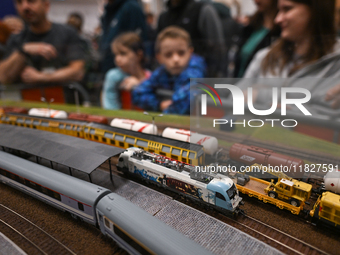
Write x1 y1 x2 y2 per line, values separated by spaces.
1 0 340 115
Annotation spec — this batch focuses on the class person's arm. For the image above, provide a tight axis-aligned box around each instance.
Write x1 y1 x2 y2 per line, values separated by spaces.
0 50 26 84
163 82 191 114
132 71 160 111
0 42 58 84
21 60 85 84
102 69 125 109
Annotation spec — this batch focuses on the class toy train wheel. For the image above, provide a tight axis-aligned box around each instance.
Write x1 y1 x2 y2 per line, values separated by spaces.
289 198 300 207
268 191 277 199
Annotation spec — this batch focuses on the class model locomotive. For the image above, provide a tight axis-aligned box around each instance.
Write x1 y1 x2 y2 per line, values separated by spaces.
117 148 243 216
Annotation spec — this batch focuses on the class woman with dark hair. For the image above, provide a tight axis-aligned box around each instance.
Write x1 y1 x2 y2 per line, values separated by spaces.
234 0 280 77
236 0 340 116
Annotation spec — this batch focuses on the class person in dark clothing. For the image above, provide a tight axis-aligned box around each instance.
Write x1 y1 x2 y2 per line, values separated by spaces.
144 12 157 70
233 0 280 78
99 0 147 73
211 1 242 77
0 21 12 60
0 0 85 85
157 0 225 77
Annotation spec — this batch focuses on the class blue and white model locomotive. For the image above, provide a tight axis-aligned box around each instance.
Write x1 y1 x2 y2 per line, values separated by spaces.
117 148 242 215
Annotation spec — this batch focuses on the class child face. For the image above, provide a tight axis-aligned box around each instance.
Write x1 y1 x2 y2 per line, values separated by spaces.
157 38 193 76
112 43 139 74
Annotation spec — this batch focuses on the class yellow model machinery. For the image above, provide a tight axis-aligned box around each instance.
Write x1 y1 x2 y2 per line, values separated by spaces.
258 164 312 207
232 164 312 214
310 192 340 229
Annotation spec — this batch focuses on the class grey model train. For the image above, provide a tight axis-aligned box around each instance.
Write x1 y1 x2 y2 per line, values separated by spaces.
0 151 213 255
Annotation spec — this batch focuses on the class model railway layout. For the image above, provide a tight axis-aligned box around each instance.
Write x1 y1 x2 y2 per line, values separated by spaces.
0 107 339 233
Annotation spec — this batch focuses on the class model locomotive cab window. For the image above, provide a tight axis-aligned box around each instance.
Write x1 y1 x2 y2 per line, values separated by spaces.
216 192 226 201
84 127 89 133
90 128 95 134
182 151 187 157
17 118 24 123
59 124 65 129
227 184 237 200
66 125 72 130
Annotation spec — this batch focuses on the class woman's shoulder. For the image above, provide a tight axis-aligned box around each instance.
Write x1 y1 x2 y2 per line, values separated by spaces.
243 47 271 78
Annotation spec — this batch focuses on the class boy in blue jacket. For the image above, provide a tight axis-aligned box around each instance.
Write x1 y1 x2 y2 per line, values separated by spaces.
132 26 206 115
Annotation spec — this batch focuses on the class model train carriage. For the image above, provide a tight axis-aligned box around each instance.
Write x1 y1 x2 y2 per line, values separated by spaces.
0 151 110 224
85 123 205 166
0 113 86 138
310 192 340 229
0 113 205 166
117 148 242 213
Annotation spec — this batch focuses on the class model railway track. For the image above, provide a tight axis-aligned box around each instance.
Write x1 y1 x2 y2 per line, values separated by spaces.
218 214 329 255
0 204 76 255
